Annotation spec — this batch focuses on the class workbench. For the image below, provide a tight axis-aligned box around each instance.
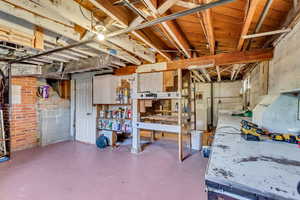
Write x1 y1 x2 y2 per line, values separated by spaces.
205 111 300 200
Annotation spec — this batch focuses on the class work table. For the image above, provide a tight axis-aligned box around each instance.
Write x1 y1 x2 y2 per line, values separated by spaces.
205 111 300 200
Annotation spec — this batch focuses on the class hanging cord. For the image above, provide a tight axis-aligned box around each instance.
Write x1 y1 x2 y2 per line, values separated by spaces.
0 67 7 105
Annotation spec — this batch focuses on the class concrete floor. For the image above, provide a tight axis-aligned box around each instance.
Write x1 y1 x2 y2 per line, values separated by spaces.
0 140 208 200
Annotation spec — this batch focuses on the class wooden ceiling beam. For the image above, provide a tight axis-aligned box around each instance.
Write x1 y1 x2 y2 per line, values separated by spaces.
216 65 221 81
89 0 172 61
175 1 198 9
201 68 211 82
264 0 300 47
233 64 244 80
237 0 260 51
143 0 192 58
0 0 140 64
36 0 155 63
230 64 239 80
157 0 180 15
115 48 273 74
199 0 215 55
192 70 206 82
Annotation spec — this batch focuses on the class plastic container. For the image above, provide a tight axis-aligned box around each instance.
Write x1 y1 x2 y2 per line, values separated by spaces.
191 130 203 150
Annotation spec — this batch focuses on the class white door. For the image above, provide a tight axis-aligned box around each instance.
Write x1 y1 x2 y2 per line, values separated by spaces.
75 77 96 144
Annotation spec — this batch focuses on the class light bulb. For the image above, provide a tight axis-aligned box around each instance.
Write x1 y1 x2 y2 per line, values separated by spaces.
97 33 105 41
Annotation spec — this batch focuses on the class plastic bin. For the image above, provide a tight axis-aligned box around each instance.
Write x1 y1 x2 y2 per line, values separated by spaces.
191 130 203 150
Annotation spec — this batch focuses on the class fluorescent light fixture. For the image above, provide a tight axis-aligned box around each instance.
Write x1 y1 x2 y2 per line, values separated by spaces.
97 33 105 41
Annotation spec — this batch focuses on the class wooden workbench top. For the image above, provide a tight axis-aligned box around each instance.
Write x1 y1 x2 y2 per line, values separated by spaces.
205 111 300 200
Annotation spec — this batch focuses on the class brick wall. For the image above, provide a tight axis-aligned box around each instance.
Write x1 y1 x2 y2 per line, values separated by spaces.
8 77 39 151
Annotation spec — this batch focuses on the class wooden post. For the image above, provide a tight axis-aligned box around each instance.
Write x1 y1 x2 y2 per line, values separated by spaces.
131 73 141 153
178 69 183 162
188 71 192 153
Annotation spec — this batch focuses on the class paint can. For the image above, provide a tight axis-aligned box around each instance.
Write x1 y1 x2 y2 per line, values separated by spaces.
202 146 211 158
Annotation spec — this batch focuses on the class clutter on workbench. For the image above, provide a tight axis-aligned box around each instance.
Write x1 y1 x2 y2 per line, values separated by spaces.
240 120 300 144
232 110 253 117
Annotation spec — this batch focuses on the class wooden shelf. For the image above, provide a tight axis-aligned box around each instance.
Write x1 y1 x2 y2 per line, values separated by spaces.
97 128 123 132
98 118 132 120
95 103 131 106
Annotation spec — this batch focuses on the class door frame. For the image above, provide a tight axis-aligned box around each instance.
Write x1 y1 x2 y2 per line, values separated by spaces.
71 72 96 144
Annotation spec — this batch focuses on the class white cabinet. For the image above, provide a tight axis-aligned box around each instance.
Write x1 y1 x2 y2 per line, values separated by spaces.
138 72 163 92
93 75 118 104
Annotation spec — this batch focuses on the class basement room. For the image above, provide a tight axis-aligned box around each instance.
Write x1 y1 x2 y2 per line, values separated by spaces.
1 0 300 200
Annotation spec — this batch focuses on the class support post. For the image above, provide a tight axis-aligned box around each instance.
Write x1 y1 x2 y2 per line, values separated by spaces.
178 69 183 161
7 63 12 158
131 73 141 154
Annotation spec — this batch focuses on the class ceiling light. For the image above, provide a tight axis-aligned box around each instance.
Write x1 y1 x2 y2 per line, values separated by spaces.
97 33 105 41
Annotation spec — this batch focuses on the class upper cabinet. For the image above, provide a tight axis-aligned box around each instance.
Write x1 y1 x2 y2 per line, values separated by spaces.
93 75 118 104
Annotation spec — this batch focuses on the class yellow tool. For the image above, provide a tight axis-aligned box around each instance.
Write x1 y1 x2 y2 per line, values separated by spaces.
241 120 267 141
241 127 262 141
270 133 300 144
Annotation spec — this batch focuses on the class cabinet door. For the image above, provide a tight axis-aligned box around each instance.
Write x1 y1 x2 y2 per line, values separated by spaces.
93 75 115 104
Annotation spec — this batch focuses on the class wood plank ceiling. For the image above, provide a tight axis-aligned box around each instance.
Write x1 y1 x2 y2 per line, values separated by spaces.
74 0 293 81
0 0 297 81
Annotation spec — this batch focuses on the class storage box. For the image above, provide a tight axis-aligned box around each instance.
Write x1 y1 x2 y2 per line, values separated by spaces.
191 130 203 150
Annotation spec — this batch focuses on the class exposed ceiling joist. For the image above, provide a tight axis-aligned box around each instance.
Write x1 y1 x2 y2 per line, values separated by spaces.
143 0 192 58
294 0 298 11
230 64 239 80
49 52 80 61
201 68 211 82
243 29 292 39
175 0 198 9
216 65 221 82
45 43 87 59
44 38 104 59
237 0 260 51
88 0 172 61
115 49 273 74
0 0 141 65
192 70 206 82
157 0 179 15
30 0 155 63
220 65 233 73
45 36 126 67
0 16 126 68
233 64 244 80
2 0 74 27
264 0 300 47
191 74 201 82
199 0 215 55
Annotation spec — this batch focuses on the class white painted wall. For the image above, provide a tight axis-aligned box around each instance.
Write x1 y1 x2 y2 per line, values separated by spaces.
250 21 300 132
269 21 300 94
194 81 243 128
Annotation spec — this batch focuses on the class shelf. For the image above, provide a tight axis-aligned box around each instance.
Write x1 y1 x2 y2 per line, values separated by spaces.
97 128 123 132
98 118 132 120
133 92 181 100
95 104 131 106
